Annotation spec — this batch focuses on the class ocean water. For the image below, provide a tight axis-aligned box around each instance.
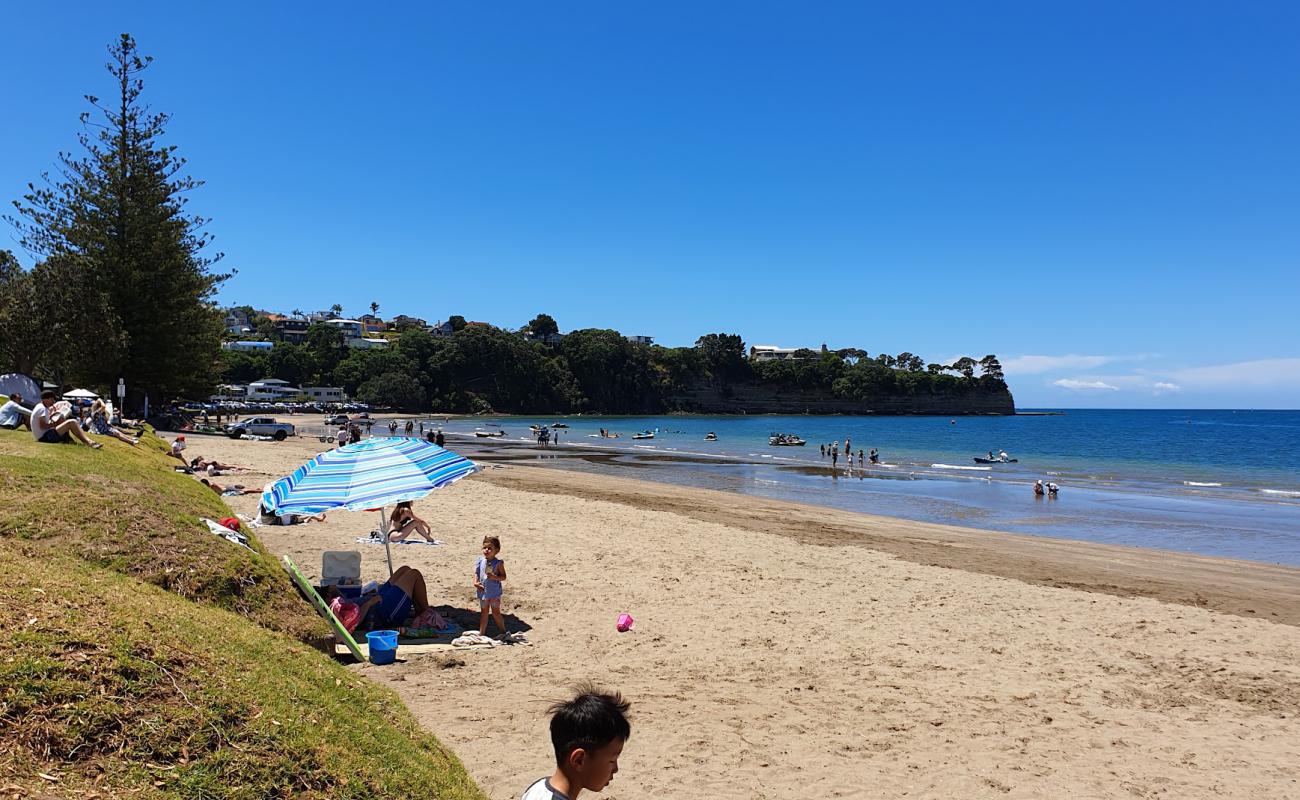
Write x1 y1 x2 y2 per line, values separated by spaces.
425 410 1300 566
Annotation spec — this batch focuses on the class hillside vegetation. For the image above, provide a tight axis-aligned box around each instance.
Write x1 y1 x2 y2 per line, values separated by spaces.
220 322 1014 414
0 430 485 799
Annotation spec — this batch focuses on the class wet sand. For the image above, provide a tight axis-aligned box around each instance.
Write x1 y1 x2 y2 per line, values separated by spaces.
189 432 1300 799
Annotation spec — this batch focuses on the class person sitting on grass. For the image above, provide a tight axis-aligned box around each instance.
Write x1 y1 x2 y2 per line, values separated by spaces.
388 500 436 543
323 565 430 632
88 399 138 445
0 392 31 431
521 685 631 800
169 435 188 462
200 478 260 497
31 391 101 449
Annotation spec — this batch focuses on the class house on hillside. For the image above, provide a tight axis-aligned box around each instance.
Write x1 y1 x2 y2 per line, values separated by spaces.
390 314 427 330
748 345 818 361
523 331 565 346
302 386 347 403
223 309 252 334
357 314 387 335
325 319 389 349
274 318 310 344
222 340 273 353
625 335 655 346
247 378 303 401
427 320 456 337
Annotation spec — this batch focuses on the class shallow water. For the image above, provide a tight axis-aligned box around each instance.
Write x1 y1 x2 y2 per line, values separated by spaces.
410 410 1300 566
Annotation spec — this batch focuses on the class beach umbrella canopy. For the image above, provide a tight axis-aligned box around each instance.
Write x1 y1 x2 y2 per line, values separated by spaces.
62 388 100 399
260 437 478 576
262 437 477 515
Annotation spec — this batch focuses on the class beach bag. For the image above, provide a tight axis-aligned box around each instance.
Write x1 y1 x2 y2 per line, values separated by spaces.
218 517 241 533
329 596 363 632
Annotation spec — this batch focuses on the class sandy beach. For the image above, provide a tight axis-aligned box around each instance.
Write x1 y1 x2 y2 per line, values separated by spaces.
191 431 1300 799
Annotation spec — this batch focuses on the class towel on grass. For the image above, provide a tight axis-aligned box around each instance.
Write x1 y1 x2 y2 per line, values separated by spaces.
202 518 252 550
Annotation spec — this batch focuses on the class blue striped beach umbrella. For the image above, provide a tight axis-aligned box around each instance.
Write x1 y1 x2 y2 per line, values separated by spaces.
261 437 478 574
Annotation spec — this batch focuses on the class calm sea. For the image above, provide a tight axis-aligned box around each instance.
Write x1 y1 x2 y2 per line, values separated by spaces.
421 410 1300 566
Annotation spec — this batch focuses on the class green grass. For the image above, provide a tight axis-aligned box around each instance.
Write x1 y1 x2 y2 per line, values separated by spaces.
0 429 320 640
0 429 487 799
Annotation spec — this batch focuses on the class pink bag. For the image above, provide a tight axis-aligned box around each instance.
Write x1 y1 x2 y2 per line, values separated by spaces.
616 613 634 633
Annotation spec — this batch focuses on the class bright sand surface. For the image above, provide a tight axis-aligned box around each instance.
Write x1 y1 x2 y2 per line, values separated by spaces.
191 432 1300 799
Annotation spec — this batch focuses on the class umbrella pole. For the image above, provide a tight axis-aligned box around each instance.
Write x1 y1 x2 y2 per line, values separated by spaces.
379 508 395 578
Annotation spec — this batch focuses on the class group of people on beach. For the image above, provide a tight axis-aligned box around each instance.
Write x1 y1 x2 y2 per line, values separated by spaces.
1034 479 1060 497
819 438 879 469
1 390 140 450
378 419 446 447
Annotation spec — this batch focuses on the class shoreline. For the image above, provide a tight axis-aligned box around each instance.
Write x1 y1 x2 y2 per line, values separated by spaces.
188 433 1300 798
478 463 1300 627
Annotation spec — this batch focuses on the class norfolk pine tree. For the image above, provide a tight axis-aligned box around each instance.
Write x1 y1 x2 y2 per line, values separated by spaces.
7 34 227 403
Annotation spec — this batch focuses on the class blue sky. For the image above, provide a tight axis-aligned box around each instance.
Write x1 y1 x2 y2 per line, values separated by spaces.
3 2 1298 408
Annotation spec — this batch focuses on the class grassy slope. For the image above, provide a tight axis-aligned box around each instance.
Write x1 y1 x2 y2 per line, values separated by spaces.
0 429 485 799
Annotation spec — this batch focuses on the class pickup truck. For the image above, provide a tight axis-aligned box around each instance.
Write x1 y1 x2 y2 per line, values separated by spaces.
226 417 296 440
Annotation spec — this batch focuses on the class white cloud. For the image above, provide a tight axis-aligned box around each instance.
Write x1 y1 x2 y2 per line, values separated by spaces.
1003 354 1117 375
1153 382 1180 393
1053 378 1120 391
1168 358 1300 391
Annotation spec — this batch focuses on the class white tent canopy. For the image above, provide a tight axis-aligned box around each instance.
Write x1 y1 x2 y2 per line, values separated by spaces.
62 388 100 399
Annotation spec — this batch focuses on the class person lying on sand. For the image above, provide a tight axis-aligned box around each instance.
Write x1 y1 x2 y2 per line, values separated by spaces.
257 502 326 525
323 566 430 631
200 478 260 497
190 456 243 473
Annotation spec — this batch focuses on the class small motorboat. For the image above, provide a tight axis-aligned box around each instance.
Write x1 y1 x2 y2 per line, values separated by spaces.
974 455 1017 464
551 423 569 428
475 430 506 438
703 432 718 441
631 430 655 440
769 433 806 446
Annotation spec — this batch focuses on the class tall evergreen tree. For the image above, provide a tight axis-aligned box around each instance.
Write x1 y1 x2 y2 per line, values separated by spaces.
6 34 227 403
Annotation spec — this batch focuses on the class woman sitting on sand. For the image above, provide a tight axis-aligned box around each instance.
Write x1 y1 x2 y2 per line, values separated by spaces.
388 501 436 543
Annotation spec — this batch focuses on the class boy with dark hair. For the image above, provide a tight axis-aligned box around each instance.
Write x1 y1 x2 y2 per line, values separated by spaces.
521 685 631 800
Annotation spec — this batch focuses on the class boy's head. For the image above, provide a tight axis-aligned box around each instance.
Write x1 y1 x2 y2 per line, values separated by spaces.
548 685 631 794
482 535 501 557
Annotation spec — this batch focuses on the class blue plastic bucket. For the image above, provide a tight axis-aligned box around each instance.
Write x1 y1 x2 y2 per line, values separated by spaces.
366 630 399 665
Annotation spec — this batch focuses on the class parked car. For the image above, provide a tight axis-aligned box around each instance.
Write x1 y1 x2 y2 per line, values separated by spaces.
226 417 295 440
324 414 350 425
